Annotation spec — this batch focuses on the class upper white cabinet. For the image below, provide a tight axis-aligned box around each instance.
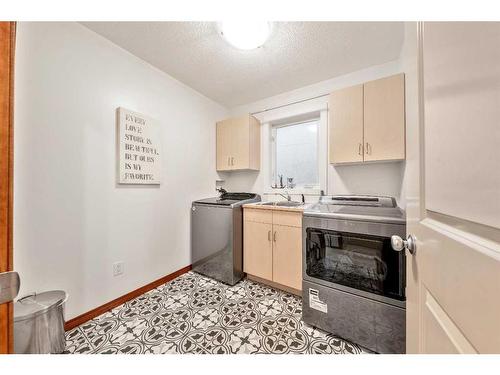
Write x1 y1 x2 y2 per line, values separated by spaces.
328 84 364 164
216 114 260 171
329 73 406 164
364 74 406 161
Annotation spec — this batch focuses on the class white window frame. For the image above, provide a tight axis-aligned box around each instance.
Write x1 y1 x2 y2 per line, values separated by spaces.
270 117 321 191
256 97 329 197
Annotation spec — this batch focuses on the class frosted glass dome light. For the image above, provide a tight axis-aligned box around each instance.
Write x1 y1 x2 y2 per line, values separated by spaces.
219 21 272 50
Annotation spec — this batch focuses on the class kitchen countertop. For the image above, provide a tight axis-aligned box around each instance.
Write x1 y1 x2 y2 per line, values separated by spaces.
243 202 313 213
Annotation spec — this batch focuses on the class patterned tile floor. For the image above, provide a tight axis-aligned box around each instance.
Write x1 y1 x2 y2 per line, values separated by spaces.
65 272 367 354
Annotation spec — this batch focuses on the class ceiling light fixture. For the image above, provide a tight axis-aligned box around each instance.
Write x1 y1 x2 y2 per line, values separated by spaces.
219 21 272 50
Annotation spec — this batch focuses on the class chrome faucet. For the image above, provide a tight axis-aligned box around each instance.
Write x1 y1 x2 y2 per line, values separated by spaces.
278 175 285 189
279 191 292 201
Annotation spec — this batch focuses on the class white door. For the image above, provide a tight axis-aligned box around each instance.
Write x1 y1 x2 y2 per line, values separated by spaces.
403 22 500 354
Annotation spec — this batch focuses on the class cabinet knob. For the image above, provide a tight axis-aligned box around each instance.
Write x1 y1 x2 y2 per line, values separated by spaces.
268 230 271 242
358 143 363 155
273 231 277 242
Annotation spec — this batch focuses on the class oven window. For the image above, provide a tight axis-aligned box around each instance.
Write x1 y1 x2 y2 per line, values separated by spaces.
306 228 405 300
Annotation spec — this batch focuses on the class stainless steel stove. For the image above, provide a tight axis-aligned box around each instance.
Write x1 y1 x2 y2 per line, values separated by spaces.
302 195 406 354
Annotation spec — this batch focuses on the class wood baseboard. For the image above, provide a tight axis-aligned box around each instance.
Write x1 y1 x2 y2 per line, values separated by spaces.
64 265 192 331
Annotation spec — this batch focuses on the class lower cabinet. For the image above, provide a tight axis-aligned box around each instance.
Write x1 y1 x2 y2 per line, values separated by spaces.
244 221 273 280
272 224 302 290
243 208 302 291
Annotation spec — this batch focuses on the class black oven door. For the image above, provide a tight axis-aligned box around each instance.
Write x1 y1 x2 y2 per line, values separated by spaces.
306 227 405 301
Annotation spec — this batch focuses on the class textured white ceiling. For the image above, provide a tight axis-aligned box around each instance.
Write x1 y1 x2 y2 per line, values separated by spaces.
81 22 404 107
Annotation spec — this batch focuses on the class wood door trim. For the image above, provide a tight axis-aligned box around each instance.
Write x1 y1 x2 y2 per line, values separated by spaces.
64 265 192 331
0 21 16 355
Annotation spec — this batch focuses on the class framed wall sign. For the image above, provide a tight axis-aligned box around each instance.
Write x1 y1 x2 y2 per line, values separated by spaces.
117 107 161 185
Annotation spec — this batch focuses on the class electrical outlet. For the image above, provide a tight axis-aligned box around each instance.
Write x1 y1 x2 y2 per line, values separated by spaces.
113 261 124 276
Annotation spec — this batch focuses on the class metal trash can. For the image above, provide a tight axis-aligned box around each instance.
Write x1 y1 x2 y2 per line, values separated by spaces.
14 290 68 354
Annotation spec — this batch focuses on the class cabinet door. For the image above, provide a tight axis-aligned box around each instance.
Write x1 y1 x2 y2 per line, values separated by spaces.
364 73 405 161
231 115 250 170
272 225 302 291
244 221 273 280
216 119 232 171
329 84 364 164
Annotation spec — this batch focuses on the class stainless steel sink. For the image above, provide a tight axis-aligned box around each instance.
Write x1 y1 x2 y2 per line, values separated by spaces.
261 201 303 207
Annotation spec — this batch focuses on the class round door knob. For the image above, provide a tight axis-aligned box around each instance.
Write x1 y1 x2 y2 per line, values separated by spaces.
391 234 417 255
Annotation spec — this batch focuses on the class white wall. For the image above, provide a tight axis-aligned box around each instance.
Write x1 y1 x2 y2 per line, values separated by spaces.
224 60 407 207
13 22 227 319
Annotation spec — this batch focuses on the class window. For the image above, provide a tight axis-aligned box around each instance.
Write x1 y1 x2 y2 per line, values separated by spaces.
272 119 319 189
